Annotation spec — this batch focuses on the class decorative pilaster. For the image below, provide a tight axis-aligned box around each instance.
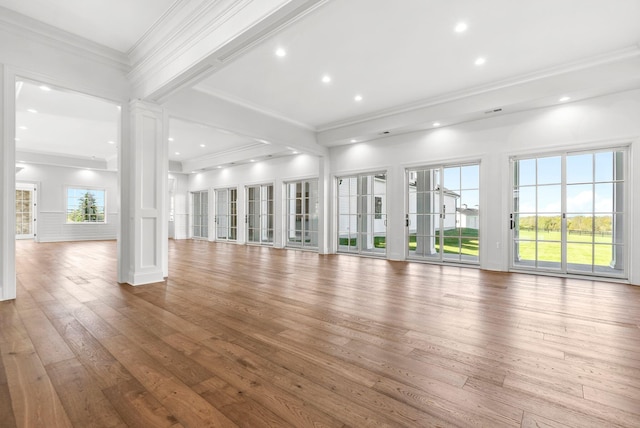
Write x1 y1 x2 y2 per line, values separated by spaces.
0 65 16 301
119 100 167 285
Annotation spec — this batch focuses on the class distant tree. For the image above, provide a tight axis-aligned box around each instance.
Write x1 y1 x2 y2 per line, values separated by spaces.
68 192 100 222
519 215 536 230
595 216 612 234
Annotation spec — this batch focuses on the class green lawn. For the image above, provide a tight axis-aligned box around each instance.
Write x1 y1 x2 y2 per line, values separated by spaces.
338 236 387 248
408 228 479 256
517 230 614 266
340 231 480 255
341 228 613 265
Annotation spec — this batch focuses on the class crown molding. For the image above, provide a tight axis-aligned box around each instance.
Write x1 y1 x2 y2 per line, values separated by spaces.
126 0 190 57
128 0 252 88
182 141 286 172
129 0 328 101
0 6 130 72
16 150 110 170
317 45 640 132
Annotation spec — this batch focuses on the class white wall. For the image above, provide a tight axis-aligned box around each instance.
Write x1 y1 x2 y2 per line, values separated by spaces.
169 172 190 239
188 154 320 247
330 89 640 285
15 164 118 242
0 18 129 100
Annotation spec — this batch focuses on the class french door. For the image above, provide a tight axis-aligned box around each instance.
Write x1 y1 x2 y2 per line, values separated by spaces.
511 148 626 278
191 190 208 239
215 188 237 241
16 183 36 240
337 172 386 256
285 179 318 249
246 184 274 245
406 164 480 263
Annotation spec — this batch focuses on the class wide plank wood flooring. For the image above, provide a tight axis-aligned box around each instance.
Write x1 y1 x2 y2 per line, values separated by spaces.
2 239 640 427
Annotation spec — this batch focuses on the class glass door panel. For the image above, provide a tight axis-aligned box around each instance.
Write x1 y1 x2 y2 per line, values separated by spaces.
246 184 274 245
408 164 479 263
513 156 562 270
215 188 237 241
285 179 318 249
511 149 625 278
338 177 358 253
216 189 228 240
337 173 386 256
191 191 208 239
16 186 35 239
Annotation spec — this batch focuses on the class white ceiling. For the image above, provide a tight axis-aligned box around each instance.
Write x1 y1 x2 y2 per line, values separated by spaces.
169 118 270 169
4 0 640 171
197 0 640 129
0 0 177 52
14 80 277 169
15 80 119 162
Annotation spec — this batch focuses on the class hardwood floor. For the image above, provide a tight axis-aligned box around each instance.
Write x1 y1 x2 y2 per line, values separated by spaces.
2 239 640 427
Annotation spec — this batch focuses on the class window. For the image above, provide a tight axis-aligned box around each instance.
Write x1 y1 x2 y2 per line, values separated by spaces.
285 179 318 249
66 188 105 223
407 163 480 264
215 188 237 241
511 148 626 278
337 173 387 256
16 185 35 238
246 184 274 245
192 191 208 239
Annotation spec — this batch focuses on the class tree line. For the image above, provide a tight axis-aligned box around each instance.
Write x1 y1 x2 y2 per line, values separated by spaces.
518 215 612 234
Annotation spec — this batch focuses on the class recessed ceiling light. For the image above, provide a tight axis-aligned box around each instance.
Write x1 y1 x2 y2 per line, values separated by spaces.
174 152 180 155
250 159 256 163
275 48 286 57
354 94 363 102
200 144 206 148
350 139 357 143
107 141 115 145
168 137 174 142
191 171 198 174
292 151 299 155
27 108 38 114
454 22 468 33
217 166 223 169
39 85 51 92
18 126 27 130
474 57 486 66
559 96 571 102
433 122 441 127
322 75 331 83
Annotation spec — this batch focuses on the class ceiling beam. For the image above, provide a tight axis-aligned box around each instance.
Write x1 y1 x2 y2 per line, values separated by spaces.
130 0 328 102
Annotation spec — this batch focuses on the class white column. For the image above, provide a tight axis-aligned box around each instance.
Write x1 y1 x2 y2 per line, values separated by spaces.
0 65 16 300
318 155 331 254
386 164 406 261
119 100 168 285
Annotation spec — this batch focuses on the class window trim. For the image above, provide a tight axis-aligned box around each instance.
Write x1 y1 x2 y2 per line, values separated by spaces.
65 186 107 224
508 145 629 280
